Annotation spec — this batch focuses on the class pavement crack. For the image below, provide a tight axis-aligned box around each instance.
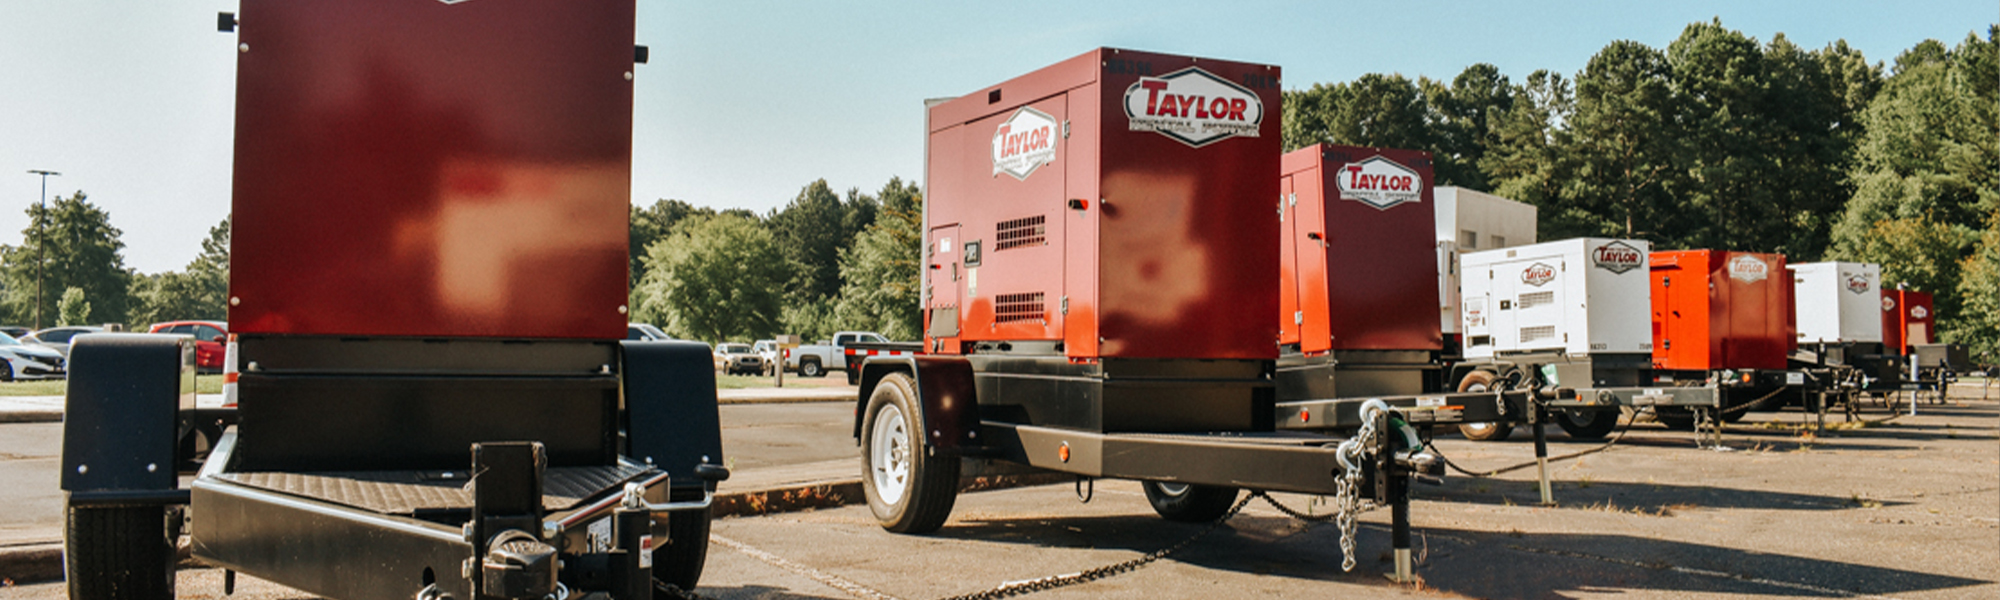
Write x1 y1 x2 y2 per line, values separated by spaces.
710 533 901 600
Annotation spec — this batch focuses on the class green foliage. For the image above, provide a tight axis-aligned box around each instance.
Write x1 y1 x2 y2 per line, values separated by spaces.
0 192 132 327
1956 228 2000 364
834 178 924 341
629 200 714 287
57 287 88 326
766 180 874 302
631 213 788 343
780 296 839 343
1833 27 1997 348
129 215 231 327
1556 39 1682 241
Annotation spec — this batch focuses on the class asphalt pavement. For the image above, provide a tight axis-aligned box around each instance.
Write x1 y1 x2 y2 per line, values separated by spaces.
3 385 1996 599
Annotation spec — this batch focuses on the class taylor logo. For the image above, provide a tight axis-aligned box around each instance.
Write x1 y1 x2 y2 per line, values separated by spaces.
992 107 1058 180
1727 255 1768 283
1124 67 1262 147
1336 156 1423 210
1592 241 1643 274
1846 274 1871 295
1912 305 1929 319
1521 262 1557 287
1882 296 1896 311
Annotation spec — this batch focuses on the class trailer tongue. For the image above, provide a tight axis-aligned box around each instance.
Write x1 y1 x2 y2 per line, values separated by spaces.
60 3 725 599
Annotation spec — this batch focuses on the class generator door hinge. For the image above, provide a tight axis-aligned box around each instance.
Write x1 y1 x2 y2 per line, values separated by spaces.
1062 121 1070 138
1294 311 1303 325
1060 296 1069 315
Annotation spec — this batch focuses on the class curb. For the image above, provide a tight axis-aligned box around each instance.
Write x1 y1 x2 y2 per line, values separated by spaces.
0 411 60 424
0 473 1069 585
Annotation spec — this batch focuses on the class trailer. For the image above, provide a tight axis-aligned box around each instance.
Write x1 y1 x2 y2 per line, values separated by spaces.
856 48 1452 581
60 3 726 599
1456 238 1720 440
1646 250 1795 429
1784 262 1909 419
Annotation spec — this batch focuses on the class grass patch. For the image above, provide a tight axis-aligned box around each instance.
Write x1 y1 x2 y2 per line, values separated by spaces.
0 374 224 396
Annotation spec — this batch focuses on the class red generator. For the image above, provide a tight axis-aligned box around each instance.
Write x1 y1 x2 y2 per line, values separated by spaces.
1880 288 1935 354
853 48 1447 579
59 3 727 599
1277 144 1443 400
1648 250 1794 424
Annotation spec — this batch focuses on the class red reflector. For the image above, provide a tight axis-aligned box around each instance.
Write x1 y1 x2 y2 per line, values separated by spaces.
1299 408 1310 423
1057 442 1071 463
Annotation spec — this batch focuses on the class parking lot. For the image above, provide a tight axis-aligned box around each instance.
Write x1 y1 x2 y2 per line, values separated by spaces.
3 391 1995 599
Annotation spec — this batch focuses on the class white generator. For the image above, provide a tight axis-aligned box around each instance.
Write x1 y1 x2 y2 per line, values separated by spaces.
1789 262 1883 344
1436 187 1538 338
1460 237 1653 360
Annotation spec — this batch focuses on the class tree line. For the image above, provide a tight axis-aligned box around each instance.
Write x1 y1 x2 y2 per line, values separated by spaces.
0 192 228 331
1286 20 1997 360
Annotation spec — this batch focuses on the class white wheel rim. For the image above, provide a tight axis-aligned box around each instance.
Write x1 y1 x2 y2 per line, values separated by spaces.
869 403 911 505
1156 482 1191 497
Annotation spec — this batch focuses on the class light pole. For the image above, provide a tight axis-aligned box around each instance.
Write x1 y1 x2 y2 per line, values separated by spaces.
26 170 59 330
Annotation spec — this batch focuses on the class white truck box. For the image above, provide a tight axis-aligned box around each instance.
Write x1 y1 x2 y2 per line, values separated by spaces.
1789 262 1882 344
1460 237 1652 360
1436 187 1538 336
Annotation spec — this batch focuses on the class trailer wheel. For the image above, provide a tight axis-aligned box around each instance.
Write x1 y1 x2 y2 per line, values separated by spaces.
652 504 712 594
65 504 175 600
800 358 825 378
1141 481 1239 522
1454 370 1512 441
861 372 958 533
1553 408 1619 440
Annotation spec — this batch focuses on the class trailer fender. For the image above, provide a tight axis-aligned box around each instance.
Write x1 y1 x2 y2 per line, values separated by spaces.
62 333 193 498
854 357 980 451
622 340 725 491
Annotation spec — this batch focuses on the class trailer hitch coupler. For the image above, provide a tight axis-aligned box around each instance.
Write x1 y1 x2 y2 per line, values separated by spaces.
481 530 558 599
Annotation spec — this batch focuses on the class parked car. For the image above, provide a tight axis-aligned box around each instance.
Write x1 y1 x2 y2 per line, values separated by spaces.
147 320 229 373
752 339 780 374
627 322 673 341
0 332 65 380
713 342 765 376
0 326 30 339
23 325 105 358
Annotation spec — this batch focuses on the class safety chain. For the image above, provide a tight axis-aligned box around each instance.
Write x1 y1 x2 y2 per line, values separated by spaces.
1330 400 1386 572
936 491 1256 600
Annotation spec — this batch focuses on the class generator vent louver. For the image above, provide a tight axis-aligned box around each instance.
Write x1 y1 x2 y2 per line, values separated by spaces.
995 215 1047 250
1520 325 1557 343
1517 291 1555 309
995 292 1047 323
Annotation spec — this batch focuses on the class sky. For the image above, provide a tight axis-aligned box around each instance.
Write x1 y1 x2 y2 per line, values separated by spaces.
1 1 1993 274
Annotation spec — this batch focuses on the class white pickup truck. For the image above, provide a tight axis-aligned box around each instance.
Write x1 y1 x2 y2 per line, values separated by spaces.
785 331 917 382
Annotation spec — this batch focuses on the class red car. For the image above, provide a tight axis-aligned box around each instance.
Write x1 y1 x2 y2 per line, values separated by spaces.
148 320 228 372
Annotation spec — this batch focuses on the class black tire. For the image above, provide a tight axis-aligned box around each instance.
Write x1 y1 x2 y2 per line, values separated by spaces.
652 504 712 594
800 358 825 378
1454 370 1512 441
0 362 13 382
1553 408 1619 440
1141 481 1239 522
65 504 175 600
861 372 958 533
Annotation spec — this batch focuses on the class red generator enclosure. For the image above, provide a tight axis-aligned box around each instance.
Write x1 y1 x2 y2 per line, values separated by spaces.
1650 250 1793 371
1280 144 1441 355
1882 289 1935 353
924 48 1282 360
227 0 634 340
